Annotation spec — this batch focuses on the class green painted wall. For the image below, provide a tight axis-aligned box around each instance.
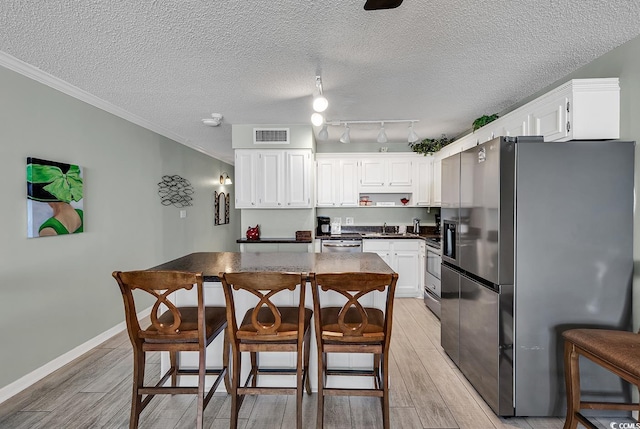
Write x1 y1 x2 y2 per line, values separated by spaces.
0 65 240 390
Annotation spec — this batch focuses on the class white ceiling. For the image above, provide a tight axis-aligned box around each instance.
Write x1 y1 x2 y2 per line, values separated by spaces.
2 1 640 164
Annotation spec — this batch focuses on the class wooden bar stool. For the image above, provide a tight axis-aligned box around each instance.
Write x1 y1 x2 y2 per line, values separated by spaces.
112 270 229 429
311 272 398 429
562 328 640 429
219 272 312 429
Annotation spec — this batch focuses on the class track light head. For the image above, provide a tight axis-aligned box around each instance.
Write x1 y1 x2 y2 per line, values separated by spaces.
377 122 388 143
339 124 351 144
318 125 329 141
408 122 420 143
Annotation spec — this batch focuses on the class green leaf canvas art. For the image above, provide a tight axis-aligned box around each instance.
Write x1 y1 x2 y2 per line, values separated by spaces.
26 157 84 238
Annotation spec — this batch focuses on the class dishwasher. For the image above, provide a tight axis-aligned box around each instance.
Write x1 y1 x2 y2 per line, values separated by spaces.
320 239 363 253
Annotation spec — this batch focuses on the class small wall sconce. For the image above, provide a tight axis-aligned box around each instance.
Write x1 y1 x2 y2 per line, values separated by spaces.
219 172 233 185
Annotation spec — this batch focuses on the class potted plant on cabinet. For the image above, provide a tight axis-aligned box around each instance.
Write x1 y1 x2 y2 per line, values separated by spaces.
409 134 453 156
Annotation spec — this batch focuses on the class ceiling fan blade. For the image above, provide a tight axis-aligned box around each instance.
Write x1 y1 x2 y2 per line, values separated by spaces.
364 0 403 10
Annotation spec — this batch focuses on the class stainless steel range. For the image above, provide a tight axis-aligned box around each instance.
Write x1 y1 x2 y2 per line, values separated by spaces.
423 238 441 318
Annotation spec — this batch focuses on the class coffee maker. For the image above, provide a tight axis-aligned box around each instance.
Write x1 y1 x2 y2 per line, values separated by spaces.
434 214 441 235
317 216 331 236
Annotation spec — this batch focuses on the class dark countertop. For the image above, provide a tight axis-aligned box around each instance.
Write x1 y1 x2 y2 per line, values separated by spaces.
236 238 312 244
317 233 440 241
149 251 394 282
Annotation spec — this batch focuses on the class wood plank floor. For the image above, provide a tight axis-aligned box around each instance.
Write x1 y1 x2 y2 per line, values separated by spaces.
0 298 634 428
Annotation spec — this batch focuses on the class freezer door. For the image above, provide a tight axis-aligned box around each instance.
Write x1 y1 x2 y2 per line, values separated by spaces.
440 264 460 365
458 275 503 415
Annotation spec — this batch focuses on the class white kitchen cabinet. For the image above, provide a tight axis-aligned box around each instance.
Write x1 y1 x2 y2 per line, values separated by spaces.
413 156 433 206
363 239 422 298
284 150 311 207
235 149 311 209
431 153 442 207
500 112 529 138
316 158 337 207
234 150 257 208
256 150 284 207
529 78 620 141
315 156 359 207
359 155 413 193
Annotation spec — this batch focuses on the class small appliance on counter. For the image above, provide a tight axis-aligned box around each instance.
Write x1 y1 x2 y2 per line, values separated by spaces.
316 216 330 236
330 217 342 235
434 214 441 236
412 218 420 234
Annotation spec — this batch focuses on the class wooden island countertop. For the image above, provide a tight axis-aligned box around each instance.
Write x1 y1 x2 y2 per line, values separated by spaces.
149 251 394 282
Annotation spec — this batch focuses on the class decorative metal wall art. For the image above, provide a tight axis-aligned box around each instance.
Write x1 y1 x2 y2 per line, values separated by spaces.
214 191 230 225
157 175 193 207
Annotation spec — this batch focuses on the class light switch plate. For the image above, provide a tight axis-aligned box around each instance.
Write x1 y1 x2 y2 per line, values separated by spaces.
180 209 187 218
345 217 354 225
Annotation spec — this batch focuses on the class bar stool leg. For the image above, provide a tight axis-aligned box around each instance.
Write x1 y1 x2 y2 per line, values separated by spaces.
196 347 206 429
223 329 231 393
250 352 258 387
230 347 242 429
316 349 325 429
382 350 390 429
130 349 145 429
304 330 312 394
563 341 580 429
170 351 178 386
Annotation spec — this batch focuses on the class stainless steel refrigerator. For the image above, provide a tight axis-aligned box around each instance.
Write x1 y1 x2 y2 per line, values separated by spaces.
440 136 634 417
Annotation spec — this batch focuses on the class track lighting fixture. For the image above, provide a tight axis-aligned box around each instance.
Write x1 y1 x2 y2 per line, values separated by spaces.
311 112 324 127
318 124 329 141
312 76 328 113
377 122 388 143
408 122 420 143
339 124 351 144
316 119 419 143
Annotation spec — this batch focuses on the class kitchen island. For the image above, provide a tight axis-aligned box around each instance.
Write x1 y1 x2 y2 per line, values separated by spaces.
149 251 395 391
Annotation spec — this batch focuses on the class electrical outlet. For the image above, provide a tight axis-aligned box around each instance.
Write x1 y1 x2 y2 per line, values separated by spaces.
345 217 354 225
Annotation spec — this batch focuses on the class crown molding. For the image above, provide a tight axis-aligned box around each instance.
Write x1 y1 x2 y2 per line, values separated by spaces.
0 50 229 162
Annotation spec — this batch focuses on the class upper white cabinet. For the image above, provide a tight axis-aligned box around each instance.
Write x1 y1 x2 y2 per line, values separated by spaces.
413 156 433 206
360 155 413 193
284 150 312 207
316 155 359 207
530 78 620 141
235 149 312 209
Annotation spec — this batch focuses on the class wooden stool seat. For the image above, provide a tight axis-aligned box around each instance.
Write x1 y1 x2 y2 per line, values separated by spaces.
562 328 640 429
142 306 227 342
564 329 640 377
237 306 313 340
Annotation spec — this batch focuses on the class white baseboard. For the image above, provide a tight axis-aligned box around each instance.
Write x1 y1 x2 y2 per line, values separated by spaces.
0 307 151 405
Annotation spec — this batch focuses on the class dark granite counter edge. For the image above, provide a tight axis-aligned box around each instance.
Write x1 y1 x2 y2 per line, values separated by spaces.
236 238 313 244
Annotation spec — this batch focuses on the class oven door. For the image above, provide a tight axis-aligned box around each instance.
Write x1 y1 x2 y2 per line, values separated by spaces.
424 246 442 318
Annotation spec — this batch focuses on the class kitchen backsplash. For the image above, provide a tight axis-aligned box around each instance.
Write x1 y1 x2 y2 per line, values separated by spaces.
315 207 440 227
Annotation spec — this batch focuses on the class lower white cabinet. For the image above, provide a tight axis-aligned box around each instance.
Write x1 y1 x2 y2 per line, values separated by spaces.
362 239 423 298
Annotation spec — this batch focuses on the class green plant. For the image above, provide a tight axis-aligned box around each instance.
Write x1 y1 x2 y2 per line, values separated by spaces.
408 134 453 156
472 114 499 131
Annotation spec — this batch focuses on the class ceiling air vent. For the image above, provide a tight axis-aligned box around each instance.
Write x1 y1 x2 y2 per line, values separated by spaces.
253 128 290 144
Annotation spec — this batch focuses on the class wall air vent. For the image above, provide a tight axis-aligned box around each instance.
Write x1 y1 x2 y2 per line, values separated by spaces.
253 128 290 144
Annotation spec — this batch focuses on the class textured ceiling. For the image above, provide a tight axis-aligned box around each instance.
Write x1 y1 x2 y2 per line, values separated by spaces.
2 1 640 163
